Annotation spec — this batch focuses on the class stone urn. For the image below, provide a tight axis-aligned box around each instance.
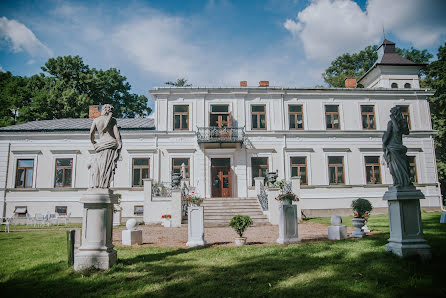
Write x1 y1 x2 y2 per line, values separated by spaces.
235 237 247 246
351 218 366 238
171 173 181 188
267 171 278 186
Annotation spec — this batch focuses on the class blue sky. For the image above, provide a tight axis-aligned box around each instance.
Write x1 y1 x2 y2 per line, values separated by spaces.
1 0 445 108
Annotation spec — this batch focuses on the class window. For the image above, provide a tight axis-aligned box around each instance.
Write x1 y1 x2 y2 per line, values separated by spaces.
290 157 307 185
14 206 27 218
328 156 344 184
396 105 411 129
134 205 144 215
55 206 67 215
408 156 417 183
251 157 268 185
132 158 150 187
54 158 73 187
404 83 411 88
364 156 381 184
361 105 376 129
173 105 189 130
210 104 230 128
172 158 190 178
391 83 398 88
289 105 304 129
325 105 340 129
15 159 34 188
251 105 267 130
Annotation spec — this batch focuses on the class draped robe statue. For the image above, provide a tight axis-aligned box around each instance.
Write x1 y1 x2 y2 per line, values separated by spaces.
89 104 122 188
382 106 412 188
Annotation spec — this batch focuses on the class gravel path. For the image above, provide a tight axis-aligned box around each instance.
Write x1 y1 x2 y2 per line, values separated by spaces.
113 223 355 248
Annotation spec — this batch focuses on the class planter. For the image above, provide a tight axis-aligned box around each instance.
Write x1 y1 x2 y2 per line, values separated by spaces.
351 218 366 238
235 237 247 246
162 219 172 227
282 199 292 205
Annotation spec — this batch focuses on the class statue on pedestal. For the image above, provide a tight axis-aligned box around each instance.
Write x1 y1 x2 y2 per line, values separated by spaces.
89 104 122 188
382 106 412 188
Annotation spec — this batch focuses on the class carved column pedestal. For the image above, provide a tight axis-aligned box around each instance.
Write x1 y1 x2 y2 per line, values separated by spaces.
74 189 118 271
277 203 300 244
384 186 431 259
186 206 206 247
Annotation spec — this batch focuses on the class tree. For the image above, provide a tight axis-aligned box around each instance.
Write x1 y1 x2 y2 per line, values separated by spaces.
0 56 151 127
323 45 433 87
165 78 192 87
425 43 446 197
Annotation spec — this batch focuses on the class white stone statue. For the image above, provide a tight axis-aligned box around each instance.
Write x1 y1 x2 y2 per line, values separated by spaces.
89 104 122 188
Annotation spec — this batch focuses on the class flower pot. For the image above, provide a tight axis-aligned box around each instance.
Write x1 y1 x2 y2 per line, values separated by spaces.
282 199 292 205
234 237 247 246
162 219 171 227
351 218 366 238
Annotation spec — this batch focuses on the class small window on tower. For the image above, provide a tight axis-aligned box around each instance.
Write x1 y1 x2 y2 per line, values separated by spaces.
391 83 398 88
404 83 411 88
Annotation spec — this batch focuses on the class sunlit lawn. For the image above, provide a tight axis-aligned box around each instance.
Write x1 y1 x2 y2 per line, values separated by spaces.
0 212 445 297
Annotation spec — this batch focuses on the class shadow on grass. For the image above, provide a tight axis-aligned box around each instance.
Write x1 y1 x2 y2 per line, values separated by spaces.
1 214 445 297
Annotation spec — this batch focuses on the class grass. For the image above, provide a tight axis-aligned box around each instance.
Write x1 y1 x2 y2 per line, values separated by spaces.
0 212 445 297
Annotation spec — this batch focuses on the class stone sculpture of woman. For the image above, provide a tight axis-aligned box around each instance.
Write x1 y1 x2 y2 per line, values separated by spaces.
382 106 412 188
89 104 122 188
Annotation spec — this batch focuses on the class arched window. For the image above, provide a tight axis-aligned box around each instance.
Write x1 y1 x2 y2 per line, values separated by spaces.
391 83 398 88
404 83 411 88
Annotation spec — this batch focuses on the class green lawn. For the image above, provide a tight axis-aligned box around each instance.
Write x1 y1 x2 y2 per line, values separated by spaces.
0 212 445 297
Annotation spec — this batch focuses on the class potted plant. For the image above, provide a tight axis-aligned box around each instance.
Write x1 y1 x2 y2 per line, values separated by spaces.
229 215 253 246
275 192 299 205
161 214 172 227
185 192 203 207
351 198 373 238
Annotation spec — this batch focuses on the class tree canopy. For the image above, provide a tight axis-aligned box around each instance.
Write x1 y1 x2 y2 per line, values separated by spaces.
165 78 192 87
322 45 433 87
425 43 446 195
0 55 151 127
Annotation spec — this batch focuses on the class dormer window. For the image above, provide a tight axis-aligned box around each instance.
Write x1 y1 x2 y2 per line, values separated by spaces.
391 83 398 88
404 83 411 88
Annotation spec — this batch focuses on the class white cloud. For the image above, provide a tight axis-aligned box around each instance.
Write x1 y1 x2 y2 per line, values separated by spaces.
284 0 446 62
0 65 4 72
0 16 53 57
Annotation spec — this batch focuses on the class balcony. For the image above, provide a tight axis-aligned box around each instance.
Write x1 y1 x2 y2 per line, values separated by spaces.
196 127 245 143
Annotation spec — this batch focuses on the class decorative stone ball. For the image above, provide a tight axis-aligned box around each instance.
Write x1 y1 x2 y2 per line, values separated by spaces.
126 219 137 230
331 215 342 226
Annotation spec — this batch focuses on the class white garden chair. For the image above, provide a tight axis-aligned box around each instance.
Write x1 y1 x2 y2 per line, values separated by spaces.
34 213 47 227
0 217 10 233
56 213 70 225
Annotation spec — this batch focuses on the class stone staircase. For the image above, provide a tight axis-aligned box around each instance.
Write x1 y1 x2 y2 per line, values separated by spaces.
201 197 270 227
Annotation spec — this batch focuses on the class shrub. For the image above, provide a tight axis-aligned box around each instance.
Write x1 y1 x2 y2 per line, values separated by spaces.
229 215 253 238
351 198 373 218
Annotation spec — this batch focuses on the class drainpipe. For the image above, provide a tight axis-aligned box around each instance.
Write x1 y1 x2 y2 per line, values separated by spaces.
2 142 11 218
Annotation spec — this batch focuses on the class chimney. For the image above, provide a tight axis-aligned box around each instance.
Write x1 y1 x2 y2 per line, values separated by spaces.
259 81 269 87
344 77 357 88
240 81 247 87
89 105 101 118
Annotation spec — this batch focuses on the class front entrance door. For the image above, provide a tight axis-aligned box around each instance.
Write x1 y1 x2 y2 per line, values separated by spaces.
211 158 231 198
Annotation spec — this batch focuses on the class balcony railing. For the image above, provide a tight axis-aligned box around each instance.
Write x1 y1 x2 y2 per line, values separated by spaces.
196 127 245 143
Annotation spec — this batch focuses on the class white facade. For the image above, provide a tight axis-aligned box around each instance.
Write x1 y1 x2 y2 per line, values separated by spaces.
0 85 442 222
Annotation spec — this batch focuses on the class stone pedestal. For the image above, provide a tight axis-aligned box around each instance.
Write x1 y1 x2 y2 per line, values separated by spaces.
277 203 300 244
328 215 347 240
440 212 446 224
122 230 142 246
384 186 431 259
186 206 206 247
351 218 366 238
74 189 118 271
